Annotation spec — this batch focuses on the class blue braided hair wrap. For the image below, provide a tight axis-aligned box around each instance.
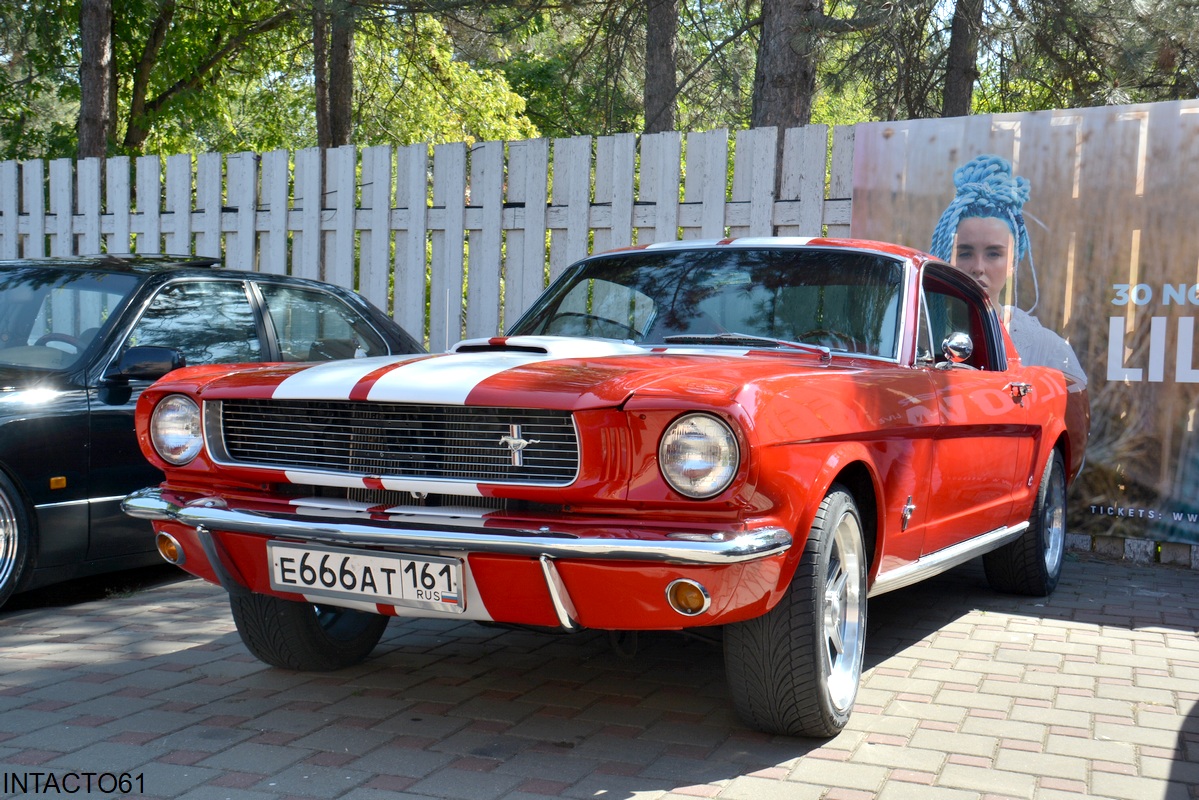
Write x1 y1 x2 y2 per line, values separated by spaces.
929 154 1031 264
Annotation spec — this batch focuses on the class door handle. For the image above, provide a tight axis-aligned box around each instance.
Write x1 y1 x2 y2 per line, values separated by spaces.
1006 382 1032 406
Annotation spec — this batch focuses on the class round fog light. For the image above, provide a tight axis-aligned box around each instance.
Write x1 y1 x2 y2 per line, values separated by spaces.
666 579 711 616
156 532 185 565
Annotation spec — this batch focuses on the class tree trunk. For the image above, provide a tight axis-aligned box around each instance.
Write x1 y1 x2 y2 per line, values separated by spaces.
328 1 356 146
78 0 114 158
643 0 677 133
942 0 985 117
751 0 821 131
314 0 331 149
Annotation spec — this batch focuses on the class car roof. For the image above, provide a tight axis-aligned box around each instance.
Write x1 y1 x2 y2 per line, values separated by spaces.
0 253 223 275
585 236 935 263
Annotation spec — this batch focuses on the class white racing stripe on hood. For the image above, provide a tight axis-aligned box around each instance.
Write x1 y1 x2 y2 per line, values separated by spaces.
364 338 644 404
271 355 425 400
364 351 546 404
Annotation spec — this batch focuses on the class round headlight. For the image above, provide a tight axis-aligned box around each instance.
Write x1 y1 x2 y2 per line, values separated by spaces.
150 394 203 465
659 413 740 499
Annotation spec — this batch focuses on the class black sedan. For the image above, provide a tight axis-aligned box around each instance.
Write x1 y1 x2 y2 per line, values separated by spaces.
0 254 423 608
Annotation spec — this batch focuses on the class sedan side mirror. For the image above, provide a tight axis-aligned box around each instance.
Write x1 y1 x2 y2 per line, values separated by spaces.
106 346 186 382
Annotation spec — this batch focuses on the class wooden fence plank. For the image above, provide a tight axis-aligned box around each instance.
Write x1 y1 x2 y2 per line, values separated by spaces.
106 157 131 253
0 161 16 258
682 129 728 240
466 140 504 339
226 152 258 270
548 136 591 281
164 153 191 254
429 142 467 352
135 155 161 254
826 125 855 236
593 133 636 251
195 152 222 257
77 157 102 254
326 145 356 288
359 145 393 313
638 131 682 245
49 158 73 256
777 124 827 236
293 147 322 280
394 143 429 341
503 138 548 325
260 150 290 275
730 127 777 238
23 160 46 258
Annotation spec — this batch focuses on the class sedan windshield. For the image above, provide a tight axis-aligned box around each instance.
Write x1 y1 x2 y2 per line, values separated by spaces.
0 266 139 370
509 248 905 358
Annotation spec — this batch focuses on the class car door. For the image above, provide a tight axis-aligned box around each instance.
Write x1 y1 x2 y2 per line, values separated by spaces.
86 277 265 560
918 269 1036 555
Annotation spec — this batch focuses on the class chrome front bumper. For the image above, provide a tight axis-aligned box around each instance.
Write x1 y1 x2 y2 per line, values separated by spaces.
122 487 793 566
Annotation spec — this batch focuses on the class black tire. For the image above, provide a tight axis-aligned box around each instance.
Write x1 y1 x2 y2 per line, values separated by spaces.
984 450 1066 596
229 593 389 671
0 471 36 609
723 485 868 737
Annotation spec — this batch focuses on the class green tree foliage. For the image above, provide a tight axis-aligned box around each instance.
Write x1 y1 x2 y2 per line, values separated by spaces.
0 0 538 159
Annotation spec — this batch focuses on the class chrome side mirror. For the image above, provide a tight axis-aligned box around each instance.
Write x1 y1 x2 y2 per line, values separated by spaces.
942 331 973 364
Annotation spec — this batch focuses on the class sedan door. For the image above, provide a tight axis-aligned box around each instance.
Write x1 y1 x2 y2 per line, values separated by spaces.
86 278 265 560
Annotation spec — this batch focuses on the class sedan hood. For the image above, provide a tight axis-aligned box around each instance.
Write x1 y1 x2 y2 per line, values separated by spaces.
191 335 837 411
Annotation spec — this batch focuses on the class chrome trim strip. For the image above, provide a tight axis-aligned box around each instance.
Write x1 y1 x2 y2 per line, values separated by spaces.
867 522 1029 598
539 555 580 630
122 488 792 565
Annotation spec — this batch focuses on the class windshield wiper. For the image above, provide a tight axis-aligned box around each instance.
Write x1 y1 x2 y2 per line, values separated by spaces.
661 332 832 361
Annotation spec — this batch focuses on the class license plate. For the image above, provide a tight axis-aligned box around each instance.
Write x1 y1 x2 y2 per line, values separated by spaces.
268 542 464 614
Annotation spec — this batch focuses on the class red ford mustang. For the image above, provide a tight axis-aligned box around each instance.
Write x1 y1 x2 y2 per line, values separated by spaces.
124 238 1089 737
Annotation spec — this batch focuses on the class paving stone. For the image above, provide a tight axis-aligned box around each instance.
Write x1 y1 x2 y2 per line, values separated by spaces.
1 555 1196 799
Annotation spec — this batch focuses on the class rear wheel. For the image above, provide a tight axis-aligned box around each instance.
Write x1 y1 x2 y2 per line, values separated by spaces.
724 485 867 737
0 472 35 609
984 450 1066 596
229 593 389 671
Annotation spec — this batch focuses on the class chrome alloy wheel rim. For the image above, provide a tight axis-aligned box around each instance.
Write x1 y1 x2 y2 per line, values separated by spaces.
822 510 866 714
1043 466 1066 576
0 489 18 589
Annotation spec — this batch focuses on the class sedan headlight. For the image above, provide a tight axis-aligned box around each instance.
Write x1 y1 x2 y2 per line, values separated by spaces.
150 394 203 465
659 413 740 498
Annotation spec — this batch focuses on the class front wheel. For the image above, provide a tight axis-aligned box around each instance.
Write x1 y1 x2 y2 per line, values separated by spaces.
984 450 1066 596
723 485 868 737
229 593 389 671
0 471 36 609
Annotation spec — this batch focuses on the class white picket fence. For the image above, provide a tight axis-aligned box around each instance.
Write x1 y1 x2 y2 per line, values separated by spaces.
0 126 854 352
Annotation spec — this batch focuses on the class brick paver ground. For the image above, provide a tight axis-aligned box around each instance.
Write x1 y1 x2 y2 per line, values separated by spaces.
1 552 1196 800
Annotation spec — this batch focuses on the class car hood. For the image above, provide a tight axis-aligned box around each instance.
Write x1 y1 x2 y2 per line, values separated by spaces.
0 364 69 391
188 335 842 412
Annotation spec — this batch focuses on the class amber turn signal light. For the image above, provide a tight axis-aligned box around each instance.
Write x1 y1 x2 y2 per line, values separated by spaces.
665 578 711 616
156 532 185 565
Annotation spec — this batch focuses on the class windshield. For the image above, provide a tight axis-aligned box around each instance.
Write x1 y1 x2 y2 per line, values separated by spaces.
0 266 139 370
510 248 905 358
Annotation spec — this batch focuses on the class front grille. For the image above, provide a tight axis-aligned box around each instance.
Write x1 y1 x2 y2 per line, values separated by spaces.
212 400 579 486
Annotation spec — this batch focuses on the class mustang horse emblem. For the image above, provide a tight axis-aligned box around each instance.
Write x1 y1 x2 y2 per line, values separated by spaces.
499 425 540 467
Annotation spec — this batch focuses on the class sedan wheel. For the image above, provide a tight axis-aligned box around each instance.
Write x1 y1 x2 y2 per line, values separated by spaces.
724 484 868 737
229 592 389 671
0 472 35 609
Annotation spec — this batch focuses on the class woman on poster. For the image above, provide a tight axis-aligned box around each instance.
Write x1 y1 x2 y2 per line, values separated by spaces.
930 154 1087 386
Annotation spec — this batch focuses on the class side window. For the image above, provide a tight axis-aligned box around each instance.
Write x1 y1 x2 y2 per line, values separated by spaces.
126 281 261 365
258 283 389 361
919 277 994 370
